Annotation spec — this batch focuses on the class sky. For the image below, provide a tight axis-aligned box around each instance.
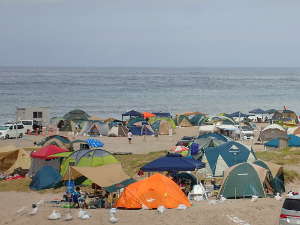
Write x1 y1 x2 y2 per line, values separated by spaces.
0 0 300 67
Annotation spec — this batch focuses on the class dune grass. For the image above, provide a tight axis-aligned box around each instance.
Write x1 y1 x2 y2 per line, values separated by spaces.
256 147 300 182
115 151 167 177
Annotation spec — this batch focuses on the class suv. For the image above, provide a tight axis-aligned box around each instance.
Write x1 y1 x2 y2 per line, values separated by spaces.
0 124 25 139
280 196 300 224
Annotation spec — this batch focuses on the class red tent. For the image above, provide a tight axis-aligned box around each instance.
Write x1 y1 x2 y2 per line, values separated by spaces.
31 145 68 159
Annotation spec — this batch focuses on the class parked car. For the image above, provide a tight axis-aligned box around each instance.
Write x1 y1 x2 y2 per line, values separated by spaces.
19 120 34 132
0 123 25 139
279 195 300 225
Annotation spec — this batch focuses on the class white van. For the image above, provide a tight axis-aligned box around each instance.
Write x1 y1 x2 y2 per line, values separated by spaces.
19 120 34 132
0 124 25 140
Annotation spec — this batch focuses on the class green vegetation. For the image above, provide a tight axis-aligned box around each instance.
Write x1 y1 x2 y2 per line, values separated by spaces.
256 147 300 165
256 147 300 182
115 151 167 177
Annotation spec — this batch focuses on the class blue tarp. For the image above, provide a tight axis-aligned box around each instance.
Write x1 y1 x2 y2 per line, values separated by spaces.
197 133 229 142
30 166 61 190
86 138 104 148
265 134 300 148
205 141 256 176
249 108 265 114
141 153 205 172
122 110 142 117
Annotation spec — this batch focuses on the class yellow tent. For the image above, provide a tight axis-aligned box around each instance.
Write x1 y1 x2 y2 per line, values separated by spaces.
0 146 31 174
63 164 130 187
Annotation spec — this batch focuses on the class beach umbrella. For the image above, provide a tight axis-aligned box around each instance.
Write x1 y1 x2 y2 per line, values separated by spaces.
142 112 156 119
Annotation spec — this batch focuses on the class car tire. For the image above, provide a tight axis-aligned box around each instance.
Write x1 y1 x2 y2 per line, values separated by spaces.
5 134 9 139
19 133 23 138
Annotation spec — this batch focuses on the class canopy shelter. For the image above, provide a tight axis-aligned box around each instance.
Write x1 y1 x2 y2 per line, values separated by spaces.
122 110 142 121
141 153 205 172
152 112 171 118
116 173 191 209
249 108 266 114
63 164 131 187
218 162 274 198
228 111 249 118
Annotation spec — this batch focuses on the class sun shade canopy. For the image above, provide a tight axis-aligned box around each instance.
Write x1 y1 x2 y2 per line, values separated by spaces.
141 153 205 172
63 164 130 187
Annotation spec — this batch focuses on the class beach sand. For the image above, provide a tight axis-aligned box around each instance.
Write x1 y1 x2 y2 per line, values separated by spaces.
0 191 283 225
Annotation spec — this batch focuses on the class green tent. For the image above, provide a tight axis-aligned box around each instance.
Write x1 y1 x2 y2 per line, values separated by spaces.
149 117 176 135
60 149 119 177
218 162 274 198
63 109 90 122
175 115 192 127
253 160 285 193
190 114 206 126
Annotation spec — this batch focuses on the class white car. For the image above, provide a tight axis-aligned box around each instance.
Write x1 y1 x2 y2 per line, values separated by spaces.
19 120 34 132
0 124 25 140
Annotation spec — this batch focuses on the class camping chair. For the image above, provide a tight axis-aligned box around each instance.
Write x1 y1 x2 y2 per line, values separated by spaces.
188 183 208 201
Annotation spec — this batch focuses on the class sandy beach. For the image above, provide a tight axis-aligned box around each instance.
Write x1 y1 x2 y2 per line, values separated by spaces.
0 191 283 225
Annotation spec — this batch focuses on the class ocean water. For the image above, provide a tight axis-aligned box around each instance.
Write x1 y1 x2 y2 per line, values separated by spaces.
0 67 300 124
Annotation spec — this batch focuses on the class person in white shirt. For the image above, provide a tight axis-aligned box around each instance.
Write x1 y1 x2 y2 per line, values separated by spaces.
127 131 133 144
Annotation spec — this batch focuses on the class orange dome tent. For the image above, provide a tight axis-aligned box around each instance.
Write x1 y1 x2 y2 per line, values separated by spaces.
116 173 191 209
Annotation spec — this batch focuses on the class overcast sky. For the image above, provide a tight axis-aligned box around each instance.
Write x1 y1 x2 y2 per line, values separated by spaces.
0 0 299 67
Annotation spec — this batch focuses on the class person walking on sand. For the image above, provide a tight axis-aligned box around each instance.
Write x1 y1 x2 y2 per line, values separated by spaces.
127 130 133 144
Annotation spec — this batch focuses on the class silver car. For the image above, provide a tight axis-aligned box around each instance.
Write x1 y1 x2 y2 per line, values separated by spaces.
280 195 300 225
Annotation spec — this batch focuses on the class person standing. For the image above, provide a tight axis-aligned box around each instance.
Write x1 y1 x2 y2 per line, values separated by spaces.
127 130 133 144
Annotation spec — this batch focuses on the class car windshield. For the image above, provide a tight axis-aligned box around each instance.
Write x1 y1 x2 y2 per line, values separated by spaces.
283 199 300 211
0 126 9 130
22 121 32 125
241 126 253 131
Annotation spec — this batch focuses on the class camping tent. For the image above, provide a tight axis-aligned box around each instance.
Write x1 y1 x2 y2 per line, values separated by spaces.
60 149 119 176
228 111 249 118
190 114 206 126
175 115 193 127
150 118 176 135
62 164 131 188
37 135 70 149
197 133 229 143
253 160 285 193
116 173 191 209
79 121 109 136
63 109 90 121
288 127 300 135
29 145 68 176
30 166 61 190
259 124 287 142
141 153 205 172
122 110 142 121
264 134 300 148
218 162 274 198
108 125 129 137
0 146 30 174
202 141 256 177
58 120 76 132
272 109 299 124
